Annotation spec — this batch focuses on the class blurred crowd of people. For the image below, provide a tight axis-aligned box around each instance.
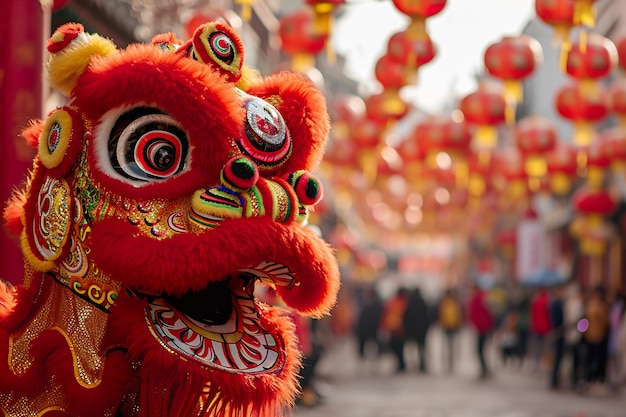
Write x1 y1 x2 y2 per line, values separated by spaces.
276 279 626 409
349 280 626 395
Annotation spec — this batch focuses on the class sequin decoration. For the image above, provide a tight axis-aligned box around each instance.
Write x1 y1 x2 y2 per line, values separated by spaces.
38 107 83 174
191 22 243 83
29 177 73 263
240 96 291 167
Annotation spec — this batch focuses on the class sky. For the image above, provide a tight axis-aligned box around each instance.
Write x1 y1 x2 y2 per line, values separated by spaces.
331 0 536 115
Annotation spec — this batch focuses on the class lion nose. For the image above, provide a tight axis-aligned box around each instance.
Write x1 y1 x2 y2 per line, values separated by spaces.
188 156 323 231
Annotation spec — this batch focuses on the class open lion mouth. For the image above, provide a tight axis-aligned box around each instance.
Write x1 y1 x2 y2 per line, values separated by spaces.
141 263 295 375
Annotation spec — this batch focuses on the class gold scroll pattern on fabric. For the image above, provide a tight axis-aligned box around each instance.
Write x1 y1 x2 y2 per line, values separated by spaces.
7 273 112 388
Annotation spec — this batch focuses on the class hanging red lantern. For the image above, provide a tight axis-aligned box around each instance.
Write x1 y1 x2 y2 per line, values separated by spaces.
535 0 576 47
395 132 425 190
584 139 612 190
387 28 436 85
546 143 579 196
392 0 447 32
413 115 472 188
484 34 543 120
305 0 346 36
609 79 626 126
350 114 387 183
234 0 255 21
565 33 618 81
555 81 609 146
492 152 529 203
278 8 328 72
571 187 616 256
598 126 626 173
375 54 408 90
459 81 507 149
514 115 557 191
572 0 599 28
364 91 409 126
350 115 386 150
616 36 626 71
330 93 365 143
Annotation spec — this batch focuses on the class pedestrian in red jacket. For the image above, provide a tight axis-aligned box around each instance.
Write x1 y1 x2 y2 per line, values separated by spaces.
468 283 495 379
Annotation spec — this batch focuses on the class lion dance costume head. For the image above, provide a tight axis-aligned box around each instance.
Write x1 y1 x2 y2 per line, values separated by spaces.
0 21 340 417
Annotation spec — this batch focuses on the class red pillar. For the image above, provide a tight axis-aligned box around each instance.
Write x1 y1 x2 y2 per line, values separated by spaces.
0 1 49 284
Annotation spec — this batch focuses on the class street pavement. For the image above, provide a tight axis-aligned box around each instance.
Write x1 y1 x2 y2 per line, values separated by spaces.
294 327 625 417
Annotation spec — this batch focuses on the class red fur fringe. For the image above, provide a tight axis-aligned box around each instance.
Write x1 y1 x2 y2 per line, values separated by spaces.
88 216 339 317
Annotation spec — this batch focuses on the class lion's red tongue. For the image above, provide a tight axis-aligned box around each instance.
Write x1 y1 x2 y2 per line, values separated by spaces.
166 279 233 325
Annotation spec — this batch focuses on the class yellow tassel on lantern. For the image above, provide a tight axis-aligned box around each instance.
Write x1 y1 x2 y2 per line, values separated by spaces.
291 53 315 73
573 121 594 147
309 2 335 36
574 0 596 27
580 214 606 255
550 172 572 195
235 0 254 21
474 125 497 149
454 159 469 189
586 166 605 190
524 154 548 178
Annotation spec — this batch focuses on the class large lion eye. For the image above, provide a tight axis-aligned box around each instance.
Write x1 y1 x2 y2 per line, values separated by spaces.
108 108 189 184
239 95 291 168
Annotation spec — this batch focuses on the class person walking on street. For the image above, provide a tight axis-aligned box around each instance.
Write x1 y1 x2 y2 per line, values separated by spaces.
403 287 431 373
355 286 384 362
468 282 495 379
437 288 463 373
530 286 553 371
549 284 566 390
564 282 585 390
381 287 409 372
581 286 610 392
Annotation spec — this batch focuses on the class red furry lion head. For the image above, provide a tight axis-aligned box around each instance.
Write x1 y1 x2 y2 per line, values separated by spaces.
1 22 339 417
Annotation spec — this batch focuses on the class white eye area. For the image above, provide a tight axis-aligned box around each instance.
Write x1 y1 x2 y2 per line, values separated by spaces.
239 95 291 167
108 108 189 184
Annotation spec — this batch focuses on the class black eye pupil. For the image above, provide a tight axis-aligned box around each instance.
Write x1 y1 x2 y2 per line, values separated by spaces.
150 144 175 170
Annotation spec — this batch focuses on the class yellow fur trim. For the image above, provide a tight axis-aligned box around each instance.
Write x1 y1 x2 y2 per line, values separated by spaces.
20 229 55 272
235 66 262 91
47 34 117 96
38 109 73 169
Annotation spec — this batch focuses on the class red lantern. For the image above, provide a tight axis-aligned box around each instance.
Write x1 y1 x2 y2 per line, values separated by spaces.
350 116 385 150
364 91 409 125
387 28 436 84
535 0 576 47
555 81 609 146
514 116 557 190
571 187 616 256
584 139 612 190
609 79 626 126
375 54 408 90
392 0 447 19
459 81 507 149
546 144 579 195
279 9 328 72
350 114 387 183
565 33 617 80
484 35 543 108
616 36 626 71
306 0 346 35
391 0 447 32
413 115 472 187
598 126 626 172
